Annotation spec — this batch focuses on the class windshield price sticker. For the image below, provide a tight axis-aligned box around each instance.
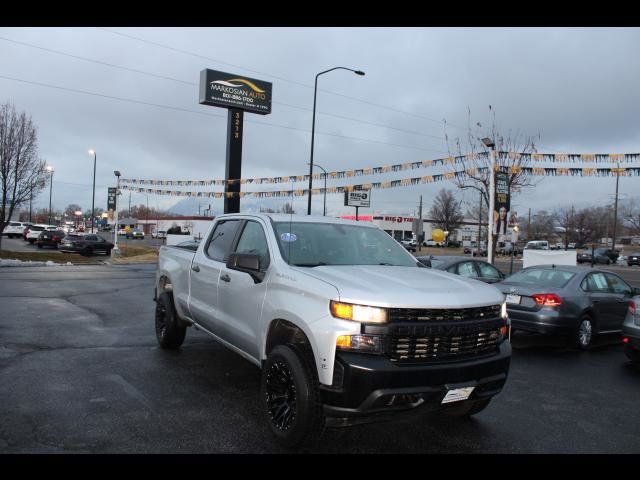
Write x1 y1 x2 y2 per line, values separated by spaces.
280 233 297 242
441 387 475 404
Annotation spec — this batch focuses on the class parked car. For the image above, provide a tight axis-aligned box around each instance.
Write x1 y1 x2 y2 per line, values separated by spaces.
25 224 55 244
2 221 31 238
576 250 612 265
423 239 444 247
464 246 472 254
126 228 144 239
416 255 506 284
524 240 549 250
400 239 417 252
595 248 619 263
496 265 637 349
59 234 114 255
155 214 511 447
622 297 640 364
627 253 640 266
36 230 66 249
152 230 167 239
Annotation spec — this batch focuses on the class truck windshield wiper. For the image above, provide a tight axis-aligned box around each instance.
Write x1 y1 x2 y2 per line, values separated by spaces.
292 262 327 267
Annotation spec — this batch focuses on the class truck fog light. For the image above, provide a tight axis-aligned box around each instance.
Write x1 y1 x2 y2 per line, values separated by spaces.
336 334 382 353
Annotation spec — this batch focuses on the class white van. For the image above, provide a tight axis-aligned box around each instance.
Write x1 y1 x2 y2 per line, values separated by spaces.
524 240 549 250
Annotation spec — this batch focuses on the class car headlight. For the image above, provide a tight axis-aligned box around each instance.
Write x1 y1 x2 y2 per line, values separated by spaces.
330 300 388 323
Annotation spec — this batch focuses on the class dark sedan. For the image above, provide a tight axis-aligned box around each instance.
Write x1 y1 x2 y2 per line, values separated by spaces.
622 296 640 364
59 234 114 255
416 255 506 284
577 250 611 264
627 253 640 266
496 265 638 349
36 230 65 249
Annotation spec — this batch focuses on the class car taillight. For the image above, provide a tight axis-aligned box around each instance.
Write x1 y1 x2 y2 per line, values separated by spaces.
532 293 563 307
630 300 637 316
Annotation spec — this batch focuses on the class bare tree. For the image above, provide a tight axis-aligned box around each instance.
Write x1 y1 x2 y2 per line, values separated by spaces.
64 203 83 218
554 206 576 248
446 107 542 208
528 210 557 241
445 106 542 253
429 188 464 236
0 102 48 249
622 198 640 236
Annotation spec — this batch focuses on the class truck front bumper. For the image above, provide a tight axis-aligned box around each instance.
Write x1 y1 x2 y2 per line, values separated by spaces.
320 341 511 426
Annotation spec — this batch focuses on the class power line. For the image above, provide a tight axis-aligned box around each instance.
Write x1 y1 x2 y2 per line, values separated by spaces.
0 36 446 145
96 27 469 131
0 74 447 154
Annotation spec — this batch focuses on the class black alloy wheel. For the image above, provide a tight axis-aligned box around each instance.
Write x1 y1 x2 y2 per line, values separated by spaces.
261 345 324 448
265 358 298 432
155 291 186 349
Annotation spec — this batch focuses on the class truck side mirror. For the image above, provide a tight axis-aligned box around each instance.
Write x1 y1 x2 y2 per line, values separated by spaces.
226 253 265 283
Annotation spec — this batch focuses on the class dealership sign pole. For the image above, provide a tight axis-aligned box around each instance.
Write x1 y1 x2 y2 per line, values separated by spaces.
199 69 272 214
344 189 371 221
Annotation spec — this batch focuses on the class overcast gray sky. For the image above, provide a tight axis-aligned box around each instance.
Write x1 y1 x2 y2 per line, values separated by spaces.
1 27 639 218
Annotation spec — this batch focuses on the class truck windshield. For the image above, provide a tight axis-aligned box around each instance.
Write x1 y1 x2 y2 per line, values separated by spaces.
273 222 418 267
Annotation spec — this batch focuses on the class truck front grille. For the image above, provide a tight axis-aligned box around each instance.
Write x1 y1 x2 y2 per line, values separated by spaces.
384 305 504 364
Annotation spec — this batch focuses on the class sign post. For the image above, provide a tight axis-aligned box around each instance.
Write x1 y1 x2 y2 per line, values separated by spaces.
199 69 272 214
344 189 371 221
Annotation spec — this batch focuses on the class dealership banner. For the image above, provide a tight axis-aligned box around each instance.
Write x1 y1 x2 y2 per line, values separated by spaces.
119 151 640 187
119 165 640 198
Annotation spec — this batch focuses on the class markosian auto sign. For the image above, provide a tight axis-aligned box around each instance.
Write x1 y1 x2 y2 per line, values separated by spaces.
199 69 272 115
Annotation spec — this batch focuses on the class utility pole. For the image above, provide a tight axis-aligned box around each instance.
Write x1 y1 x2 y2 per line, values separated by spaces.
612 162 620 251
128 192 131 218
483 139 497 264
418 195 423 252
527 208 531 239
477 190 482 256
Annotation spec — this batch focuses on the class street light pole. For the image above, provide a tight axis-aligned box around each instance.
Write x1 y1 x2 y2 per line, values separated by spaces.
307 67 364 215
113 171 121 257
89 150 97 233
46 165 54 225
307 162 327 216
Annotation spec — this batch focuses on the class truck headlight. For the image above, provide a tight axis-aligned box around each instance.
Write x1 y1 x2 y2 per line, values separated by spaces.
330 300 388 324
501 301 508 320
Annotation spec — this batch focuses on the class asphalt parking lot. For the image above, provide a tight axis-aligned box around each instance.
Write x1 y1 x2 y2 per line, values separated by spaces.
1 263 639 453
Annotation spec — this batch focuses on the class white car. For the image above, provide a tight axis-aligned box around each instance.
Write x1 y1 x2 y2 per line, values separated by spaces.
152 230 167 239
26 224 57 243
3 221 31 238
156 214 511 447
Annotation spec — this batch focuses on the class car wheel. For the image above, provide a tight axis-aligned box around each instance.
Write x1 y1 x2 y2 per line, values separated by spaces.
155 291 186 349
442 398 492 417
575 315 595 350
261 344 324 448
624 345 640 364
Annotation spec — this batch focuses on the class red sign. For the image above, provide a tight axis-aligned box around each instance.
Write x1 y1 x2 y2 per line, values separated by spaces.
339 215 373 221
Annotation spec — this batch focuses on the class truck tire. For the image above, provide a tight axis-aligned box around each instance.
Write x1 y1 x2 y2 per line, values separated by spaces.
261 344 324 448
155 291 186 349
442 398 492 417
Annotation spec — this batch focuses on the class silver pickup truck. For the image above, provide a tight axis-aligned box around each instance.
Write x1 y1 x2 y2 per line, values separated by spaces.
155 213 511 447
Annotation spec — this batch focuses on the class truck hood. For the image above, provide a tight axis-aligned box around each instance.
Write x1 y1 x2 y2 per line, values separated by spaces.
294 265 505 309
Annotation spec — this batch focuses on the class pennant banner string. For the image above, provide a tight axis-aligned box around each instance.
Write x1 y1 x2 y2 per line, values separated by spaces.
119 152 640 186
119 166 640 198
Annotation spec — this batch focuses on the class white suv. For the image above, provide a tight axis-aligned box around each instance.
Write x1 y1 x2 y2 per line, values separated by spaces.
3 222 31 238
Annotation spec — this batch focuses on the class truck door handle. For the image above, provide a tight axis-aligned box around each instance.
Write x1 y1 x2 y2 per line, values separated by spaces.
220 273 231 283
191 264 200 272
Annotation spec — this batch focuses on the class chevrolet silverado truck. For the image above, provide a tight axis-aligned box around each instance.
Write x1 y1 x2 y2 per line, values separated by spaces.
155 213 511 447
